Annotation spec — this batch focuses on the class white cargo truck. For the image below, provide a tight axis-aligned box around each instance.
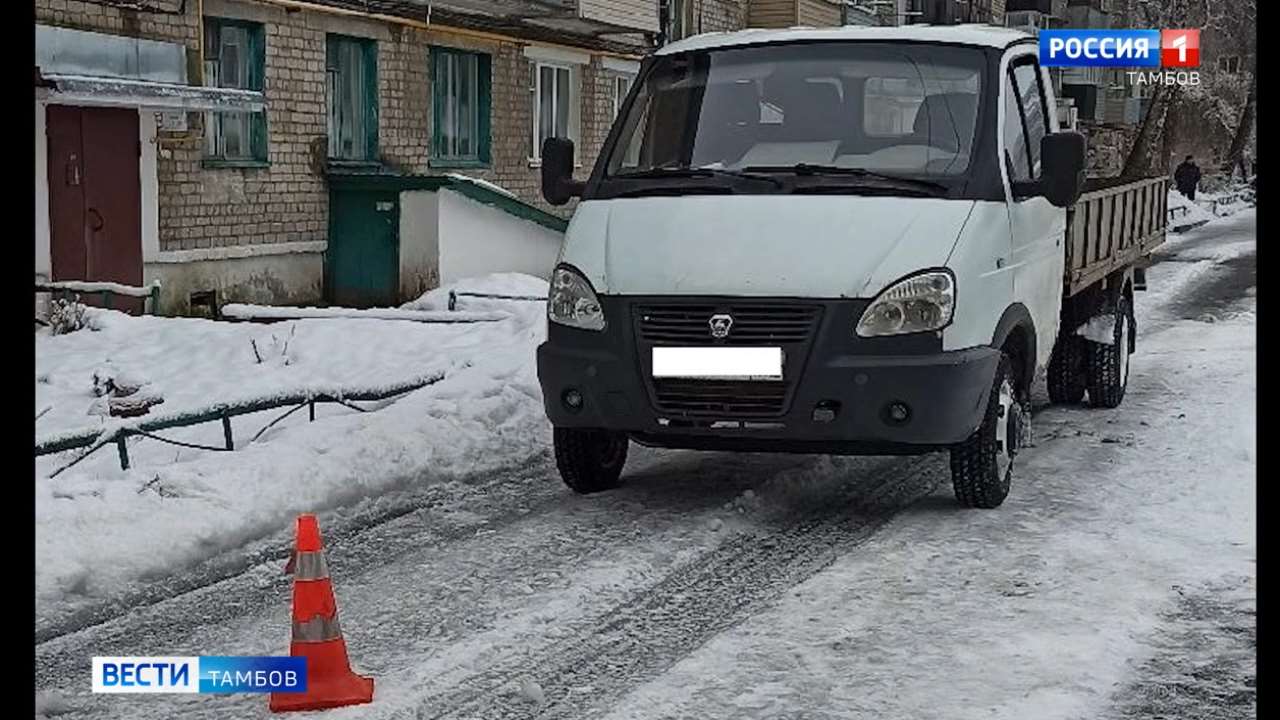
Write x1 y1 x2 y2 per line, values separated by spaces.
536 25 1168 508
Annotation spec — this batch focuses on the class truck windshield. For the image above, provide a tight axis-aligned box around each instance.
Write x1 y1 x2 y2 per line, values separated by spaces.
604 42 986 183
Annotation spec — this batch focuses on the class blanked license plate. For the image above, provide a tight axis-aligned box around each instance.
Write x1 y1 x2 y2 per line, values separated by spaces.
651 347 783 381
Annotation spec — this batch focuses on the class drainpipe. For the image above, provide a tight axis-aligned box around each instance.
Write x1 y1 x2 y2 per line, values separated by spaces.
196 0 204 85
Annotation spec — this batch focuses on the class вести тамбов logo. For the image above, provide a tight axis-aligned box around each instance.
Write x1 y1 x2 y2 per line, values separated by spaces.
91 656 306 694
1039 29 1202 87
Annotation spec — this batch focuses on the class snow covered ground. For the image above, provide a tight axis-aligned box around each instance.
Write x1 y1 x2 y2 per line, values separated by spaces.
34 217 1254 719
35 273 551 628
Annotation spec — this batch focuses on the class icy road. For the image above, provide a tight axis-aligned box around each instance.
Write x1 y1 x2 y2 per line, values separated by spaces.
36 212 1255 720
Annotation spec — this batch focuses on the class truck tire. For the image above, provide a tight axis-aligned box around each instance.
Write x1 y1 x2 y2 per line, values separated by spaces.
1047 334 1086 404
950 355 1021 509
1085 295 1131 409
553 428 629 494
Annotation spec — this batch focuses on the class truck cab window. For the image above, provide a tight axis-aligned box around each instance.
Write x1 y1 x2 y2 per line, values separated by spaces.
1011 61 1048 179
602 42 985 181
1004 72 1032 183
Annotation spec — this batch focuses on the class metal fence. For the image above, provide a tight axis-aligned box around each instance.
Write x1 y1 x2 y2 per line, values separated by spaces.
36 374 445 477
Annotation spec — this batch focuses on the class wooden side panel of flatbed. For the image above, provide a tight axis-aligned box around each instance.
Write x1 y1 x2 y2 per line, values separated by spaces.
1064 176 1168 296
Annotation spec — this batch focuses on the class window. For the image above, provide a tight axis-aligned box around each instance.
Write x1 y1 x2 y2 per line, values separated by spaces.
1005 60 1049 184
613 74 634 119
533 62 579 160
203 18 266 165
431 47 491 166
604 41 986 179
668 0 692 41
1218 56 1242 74
1012 61 1049 179
327 34 378 162
1004 73 1031 182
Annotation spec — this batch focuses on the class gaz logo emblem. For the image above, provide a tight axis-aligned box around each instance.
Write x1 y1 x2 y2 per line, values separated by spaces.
709 313 734 339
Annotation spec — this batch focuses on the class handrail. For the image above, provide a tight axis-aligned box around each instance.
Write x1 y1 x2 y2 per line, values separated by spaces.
37 280 162 315
36 372 446 474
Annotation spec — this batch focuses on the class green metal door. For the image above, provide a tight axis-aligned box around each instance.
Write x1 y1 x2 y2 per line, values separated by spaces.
328 190 399 307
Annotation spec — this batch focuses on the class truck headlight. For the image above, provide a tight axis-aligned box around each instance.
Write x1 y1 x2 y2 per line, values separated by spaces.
549 264 606 331
856 270 955 337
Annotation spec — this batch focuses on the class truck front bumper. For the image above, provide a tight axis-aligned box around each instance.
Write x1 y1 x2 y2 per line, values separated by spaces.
537 297 1001 455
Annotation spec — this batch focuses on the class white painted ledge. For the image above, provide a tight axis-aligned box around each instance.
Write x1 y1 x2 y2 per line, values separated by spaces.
147 241 328 264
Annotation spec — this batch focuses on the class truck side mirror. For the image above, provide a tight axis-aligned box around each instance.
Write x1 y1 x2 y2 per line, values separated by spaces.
1040 131 1086 208
541 137 584 206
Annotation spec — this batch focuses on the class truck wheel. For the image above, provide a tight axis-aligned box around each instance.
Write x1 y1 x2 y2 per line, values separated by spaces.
1047 334 1087 404
1085 295 1131 409
553 428 629 494
950 355 1020 509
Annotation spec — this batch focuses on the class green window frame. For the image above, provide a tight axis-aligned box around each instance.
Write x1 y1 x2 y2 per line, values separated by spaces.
203 17 267 167
326 34 379 163
430 47 491 168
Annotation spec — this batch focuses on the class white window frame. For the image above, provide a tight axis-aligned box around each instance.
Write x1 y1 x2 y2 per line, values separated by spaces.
613 73 635 119
530 61 581 166
524 46 589 167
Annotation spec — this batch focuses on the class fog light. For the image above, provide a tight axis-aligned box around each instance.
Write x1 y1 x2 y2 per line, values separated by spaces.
812 400 840 423
562 388 584 413
884 401 911 425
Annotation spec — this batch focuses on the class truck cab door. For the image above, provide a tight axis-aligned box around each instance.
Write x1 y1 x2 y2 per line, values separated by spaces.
1003 55 1067 373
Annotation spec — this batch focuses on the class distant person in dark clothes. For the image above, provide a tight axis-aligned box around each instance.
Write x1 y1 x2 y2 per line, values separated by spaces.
1174 155 1202 200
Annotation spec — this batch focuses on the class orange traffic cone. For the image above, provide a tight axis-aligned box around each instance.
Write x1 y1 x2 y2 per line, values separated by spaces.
269 514 374 713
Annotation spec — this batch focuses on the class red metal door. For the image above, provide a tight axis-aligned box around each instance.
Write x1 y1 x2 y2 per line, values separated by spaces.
46 106 144 313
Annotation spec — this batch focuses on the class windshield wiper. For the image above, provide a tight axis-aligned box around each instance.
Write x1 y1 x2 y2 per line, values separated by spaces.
742 164 949 194
612 166 785 189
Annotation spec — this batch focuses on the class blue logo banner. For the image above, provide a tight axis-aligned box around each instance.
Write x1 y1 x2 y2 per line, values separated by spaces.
198 656 307 693
92 656 307 694
1039 30 1162 68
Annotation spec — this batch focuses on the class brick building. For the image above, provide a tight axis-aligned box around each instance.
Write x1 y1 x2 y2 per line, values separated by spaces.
32 1 841 313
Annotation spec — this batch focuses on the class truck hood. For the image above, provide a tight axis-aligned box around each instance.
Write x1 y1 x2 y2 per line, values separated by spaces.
561 195 977 298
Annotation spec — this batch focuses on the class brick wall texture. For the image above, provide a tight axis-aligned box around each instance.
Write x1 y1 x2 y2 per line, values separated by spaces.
696 0 749 33
33 0 841 255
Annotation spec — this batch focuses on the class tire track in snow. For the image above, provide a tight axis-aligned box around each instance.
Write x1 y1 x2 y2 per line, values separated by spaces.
35 447 796 691
35 451 560 652
407 455 945 720
1102 578 1255 720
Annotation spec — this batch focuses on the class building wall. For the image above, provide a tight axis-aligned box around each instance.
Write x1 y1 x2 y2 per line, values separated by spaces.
749 0 797 27
35 0 195 47
35 101 51 282
36 0 651 312
437 190 563 286
582 0 661 32
797 0 840 26
992 0 1006 24
399 190 442 301
698 0 750 32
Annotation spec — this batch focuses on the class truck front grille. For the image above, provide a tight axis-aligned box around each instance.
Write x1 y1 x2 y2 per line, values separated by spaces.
633 301 823 420
635 303 821 346
651 379 789 418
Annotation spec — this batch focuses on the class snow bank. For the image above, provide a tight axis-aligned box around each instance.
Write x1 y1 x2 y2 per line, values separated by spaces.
401 272 549 312
220 303 507 323
35 275 551 621
1166 190 1214 232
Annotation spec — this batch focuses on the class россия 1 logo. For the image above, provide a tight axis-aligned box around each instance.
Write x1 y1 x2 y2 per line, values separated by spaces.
1039 29 1201 87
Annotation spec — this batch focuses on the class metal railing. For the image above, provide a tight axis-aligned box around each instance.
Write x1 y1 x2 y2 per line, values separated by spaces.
36 373 446 476
36 280 162 316
446 290 546 311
